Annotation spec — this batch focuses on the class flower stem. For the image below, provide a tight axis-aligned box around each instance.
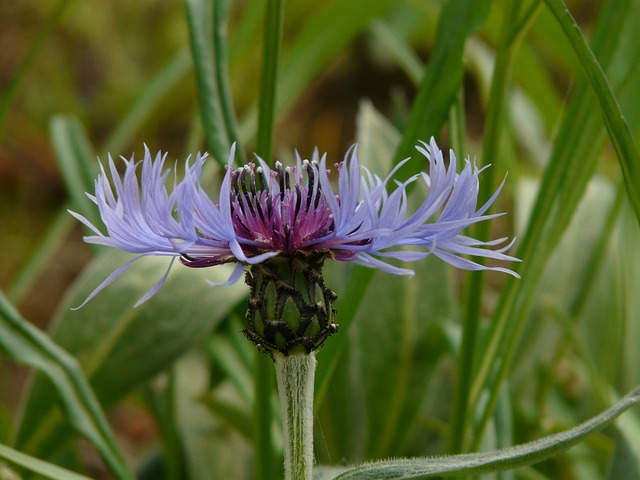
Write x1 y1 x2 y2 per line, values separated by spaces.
274 352 316 480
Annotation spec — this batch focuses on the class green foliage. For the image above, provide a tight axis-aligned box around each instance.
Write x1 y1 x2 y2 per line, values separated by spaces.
1 0 640 478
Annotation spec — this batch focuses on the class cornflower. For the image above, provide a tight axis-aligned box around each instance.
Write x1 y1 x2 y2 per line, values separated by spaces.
71 138 518 355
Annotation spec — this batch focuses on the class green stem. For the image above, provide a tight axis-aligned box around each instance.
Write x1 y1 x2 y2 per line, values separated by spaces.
275 352 316 480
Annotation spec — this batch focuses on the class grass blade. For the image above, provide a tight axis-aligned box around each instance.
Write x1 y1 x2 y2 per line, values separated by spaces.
253 1 286 476
451 1 539 454
393 0 491 168
50 115 98 218
544 0 640 225
334 386 640 479
184 0 231 164
255 0 285 162
0 443 92 480
469 0 637 448
0 291 133 480
213 0 242 151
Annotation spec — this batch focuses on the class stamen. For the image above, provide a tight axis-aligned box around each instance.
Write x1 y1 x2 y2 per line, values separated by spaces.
266 194 273 218
251 167 266 222
249 167 257 196
232 169 245 213
284 223 291 251
240 165 256 216
314 182 322 209
255 193 266 223
232 169 241 195
285 166 291 191
304 160 314 211
257 166 267 191
294 185 302 221
276 161 285 200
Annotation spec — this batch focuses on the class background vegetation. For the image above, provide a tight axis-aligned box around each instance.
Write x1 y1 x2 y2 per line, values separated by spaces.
1 0 639 478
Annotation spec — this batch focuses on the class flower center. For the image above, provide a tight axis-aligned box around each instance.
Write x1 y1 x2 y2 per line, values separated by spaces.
229 160 334 254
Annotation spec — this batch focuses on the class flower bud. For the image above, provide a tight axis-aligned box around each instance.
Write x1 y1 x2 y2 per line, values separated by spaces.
243 252 338 356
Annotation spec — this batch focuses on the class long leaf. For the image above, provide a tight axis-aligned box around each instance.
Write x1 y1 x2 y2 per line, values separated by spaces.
393 0 491 167
239 0 399 140
14 251 246 463
0 291 133 480
544 0 640 226
452 0 529 454
0 443 92 480
184 0 231 164
469 0 639 447
333 386 640 479
50 116 99 227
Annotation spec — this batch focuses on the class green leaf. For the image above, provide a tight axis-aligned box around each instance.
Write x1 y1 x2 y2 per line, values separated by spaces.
315 256 456 462
239 0 399 141
255 0 284 162
544 0 640 226
174 352 255 480
334 386 640 479
469 0 640 447
394 0 491 167
14 250 246 461
184 0 232 164
50 115 99 227
0 291 133 480
606 431 640 480
0 443 92 480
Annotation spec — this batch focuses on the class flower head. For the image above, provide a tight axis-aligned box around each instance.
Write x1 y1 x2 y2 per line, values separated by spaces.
71 138 519 311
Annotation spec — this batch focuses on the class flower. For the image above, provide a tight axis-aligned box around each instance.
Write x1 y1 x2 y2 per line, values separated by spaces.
70 138 519 310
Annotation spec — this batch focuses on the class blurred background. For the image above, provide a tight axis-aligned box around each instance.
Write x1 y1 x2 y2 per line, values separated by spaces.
0 0 601 326
1 0 635 478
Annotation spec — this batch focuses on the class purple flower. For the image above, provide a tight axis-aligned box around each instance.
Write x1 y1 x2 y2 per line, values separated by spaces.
71 138 519 307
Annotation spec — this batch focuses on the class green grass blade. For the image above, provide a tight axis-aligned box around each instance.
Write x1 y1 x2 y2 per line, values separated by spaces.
469 0 637 448
333 386 640 479
255 0 285 162
184 0 230 164
50 115 99 227
239 0 398 141
143 370 186 480
450 1 527 454
0 443 92 480
0 291 133 480
544 0 640 225
14 252 246 460
393 0 491 168
213 0 243 152
103 50 192 155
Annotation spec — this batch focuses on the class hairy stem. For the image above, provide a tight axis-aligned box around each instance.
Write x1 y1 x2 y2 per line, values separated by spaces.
274 352 316 480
